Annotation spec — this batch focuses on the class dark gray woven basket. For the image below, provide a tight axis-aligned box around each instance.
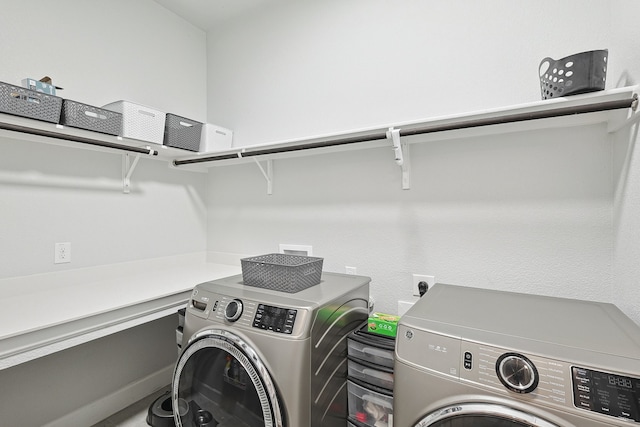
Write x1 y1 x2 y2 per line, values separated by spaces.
61 100 123 135
241 253 324 293
163 113 203 151
539 49 608 100
0 81 62 123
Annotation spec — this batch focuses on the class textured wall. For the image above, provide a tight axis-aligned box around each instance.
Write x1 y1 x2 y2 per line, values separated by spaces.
0 0 208 278
206 0 640 324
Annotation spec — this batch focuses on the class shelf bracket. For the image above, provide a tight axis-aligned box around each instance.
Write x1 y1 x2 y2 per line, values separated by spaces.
122 153 141 194
252 158 273 195
387 127 410 189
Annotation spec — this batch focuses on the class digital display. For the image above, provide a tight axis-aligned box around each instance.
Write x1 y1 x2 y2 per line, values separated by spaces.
253 304 297 334
609 375 633 389
572 366 640 422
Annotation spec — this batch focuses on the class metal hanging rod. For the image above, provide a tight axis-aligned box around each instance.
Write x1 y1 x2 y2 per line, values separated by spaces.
0 121 159 156
173 95 637 167
401 96 637 137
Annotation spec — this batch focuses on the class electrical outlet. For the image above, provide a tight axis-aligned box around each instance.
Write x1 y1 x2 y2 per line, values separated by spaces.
346 266 357 275
55 242 71 264
412 273 434 297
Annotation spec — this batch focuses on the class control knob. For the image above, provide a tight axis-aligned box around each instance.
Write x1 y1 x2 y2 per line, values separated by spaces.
496 353 538 393
224 299 243 322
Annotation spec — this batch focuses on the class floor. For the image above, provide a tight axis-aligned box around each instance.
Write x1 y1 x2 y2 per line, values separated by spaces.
90 385 171 427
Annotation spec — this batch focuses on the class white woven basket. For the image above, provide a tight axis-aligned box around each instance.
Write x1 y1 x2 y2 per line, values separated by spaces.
102 100 166 144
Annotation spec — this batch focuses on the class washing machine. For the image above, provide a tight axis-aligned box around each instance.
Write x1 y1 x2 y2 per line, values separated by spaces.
394 284 640 427
172 272 370 427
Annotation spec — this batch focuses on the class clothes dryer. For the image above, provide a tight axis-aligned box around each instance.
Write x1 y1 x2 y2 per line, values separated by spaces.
173 272 370 427
394 284 640 427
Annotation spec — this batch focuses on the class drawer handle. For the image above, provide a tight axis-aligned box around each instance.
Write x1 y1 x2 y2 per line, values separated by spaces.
179 121 193 127
363 368 389 379
362 347 391 358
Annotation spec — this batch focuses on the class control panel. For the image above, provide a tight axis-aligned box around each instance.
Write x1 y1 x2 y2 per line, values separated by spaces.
457 339 640 423
189 287 299 335
253 304 297 334
572 366 640 423
459 341 572 408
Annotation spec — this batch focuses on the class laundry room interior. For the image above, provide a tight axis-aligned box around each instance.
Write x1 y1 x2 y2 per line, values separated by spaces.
1 1 640 426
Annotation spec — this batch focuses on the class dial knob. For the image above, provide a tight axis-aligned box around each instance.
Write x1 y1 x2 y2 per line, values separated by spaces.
224 299 243 322
496 353 538 393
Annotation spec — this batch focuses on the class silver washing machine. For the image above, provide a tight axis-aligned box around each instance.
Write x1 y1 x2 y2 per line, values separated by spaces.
394 284 640 427
172 272 370 427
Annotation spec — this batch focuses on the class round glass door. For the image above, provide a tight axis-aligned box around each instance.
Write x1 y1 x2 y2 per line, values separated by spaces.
415 403 560 427
172 329 285 427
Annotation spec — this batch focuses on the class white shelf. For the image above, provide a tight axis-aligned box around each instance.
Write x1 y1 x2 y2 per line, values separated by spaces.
2 87 637 174
173 86 639 168
0 252 242 369
0 112 209 173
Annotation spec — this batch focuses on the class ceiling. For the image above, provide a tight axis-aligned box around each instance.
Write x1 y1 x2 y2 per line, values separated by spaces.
152 0 273 31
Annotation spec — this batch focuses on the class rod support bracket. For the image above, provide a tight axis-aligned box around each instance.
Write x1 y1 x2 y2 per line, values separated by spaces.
387 127 410 189
252 158 273 195
122 153 141 194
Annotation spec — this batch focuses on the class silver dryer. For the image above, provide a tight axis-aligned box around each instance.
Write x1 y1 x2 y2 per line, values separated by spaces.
394 284 640 427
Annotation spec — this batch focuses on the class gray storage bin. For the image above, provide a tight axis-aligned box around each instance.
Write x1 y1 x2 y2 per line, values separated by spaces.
163 113 202 152
0 81 62 123
61 100 122 135
241 253 324 293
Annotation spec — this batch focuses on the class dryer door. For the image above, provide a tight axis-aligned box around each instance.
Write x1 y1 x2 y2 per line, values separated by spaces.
172 329 285 427
415 403 561 427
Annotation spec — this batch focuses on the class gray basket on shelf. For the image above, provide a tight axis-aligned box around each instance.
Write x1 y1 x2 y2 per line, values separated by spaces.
539 49 608 100
0 81 62 123
163 113 203 151
241 253 324 293
61 100 122 136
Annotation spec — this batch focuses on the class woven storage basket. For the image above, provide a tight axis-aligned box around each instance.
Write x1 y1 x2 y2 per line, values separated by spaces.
241 253 324 293
0 81 62 123
102 100 166 144
163 113 203 152
61 100 122 135
539 49 608 100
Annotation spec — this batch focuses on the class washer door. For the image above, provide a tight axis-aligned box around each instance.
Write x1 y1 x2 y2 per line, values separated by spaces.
415 403 561 427
172 329 285 427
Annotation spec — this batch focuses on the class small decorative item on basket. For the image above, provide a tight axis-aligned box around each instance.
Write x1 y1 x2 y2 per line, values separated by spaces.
539 49 608 100
240 253 324 293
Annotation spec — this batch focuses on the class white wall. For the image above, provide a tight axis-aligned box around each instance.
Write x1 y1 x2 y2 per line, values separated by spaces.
206 0 640 325
0 1 207 424
610 0 640 330
0 0 208 278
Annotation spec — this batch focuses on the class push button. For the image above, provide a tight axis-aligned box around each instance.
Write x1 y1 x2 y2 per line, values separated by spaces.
464 352 473 370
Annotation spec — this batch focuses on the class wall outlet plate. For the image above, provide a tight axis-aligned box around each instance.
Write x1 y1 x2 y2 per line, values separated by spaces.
412 273 434 296
55 242 71 264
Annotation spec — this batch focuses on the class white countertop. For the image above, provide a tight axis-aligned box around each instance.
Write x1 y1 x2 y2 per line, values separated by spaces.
0 252 241 369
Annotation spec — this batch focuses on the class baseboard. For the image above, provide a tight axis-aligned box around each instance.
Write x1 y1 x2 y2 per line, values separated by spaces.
43 363 174 427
